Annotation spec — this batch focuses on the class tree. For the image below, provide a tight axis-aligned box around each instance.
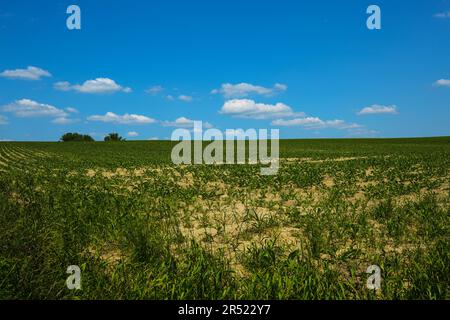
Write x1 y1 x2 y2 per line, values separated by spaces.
60 132 94 142
104 133 125 142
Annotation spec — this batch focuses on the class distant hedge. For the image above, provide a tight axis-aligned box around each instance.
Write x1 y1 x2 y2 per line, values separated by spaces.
60 132 95 142
104 133 125 142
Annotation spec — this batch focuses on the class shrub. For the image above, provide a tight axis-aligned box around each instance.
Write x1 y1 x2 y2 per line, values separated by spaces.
60 133 94 142
104 133 125 142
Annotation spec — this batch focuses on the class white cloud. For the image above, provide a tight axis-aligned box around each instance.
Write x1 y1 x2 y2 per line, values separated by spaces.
348 128 379 136
1 99 80 124
127 131 139 137
433 79 450 87
146 85 164 95
65 107 78 113
357 104 398 115
272 117 361 130
148 137 159 140
54 78 132 94
223 128 259 140
54 82 71 91
212 82 287 98
51 117 79 125
0 115 8 124
274 83 287 91
220 99 303 119
2 99 68 118
164 94 193 102
178 95 193 102
0 66 51 80
272 117 323 127
162 117 213 129
434 11 450 18
87 112 156 124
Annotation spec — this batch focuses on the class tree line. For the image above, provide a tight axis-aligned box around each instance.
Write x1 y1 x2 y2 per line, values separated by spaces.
60 132 125 142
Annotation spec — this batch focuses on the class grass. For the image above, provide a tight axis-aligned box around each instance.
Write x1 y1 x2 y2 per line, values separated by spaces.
0 137 449 299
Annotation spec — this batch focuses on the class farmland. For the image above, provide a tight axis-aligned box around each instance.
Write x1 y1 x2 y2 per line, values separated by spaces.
0 137 449 299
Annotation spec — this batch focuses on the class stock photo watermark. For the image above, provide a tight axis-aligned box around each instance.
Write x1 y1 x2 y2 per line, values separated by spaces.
66 265 81 290
170 121 280 175
367 5 381 30
65 4 381 31
66 5 81 30
64 263 381 292
366 265 382 291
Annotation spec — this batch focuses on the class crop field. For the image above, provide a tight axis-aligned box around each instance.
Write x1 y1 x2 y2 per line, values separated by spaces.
0 137 449 300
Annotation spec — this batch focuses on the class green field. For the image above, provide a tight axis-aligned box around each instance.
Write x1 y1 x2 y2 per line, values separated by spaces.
0 137 449 299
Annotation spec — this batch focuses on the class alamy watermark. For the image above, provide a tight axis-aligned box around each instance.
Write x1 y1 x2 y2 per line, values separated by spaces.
366 265 382 290
170 121 279 175
66 4 381 31
367 5 381 30
66 5 81 30
66 265 81 290
64 263 381 291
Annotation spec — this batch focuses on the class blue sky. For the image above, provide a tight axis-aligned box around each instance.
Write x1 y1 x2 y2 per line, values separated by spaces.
0 0 449 141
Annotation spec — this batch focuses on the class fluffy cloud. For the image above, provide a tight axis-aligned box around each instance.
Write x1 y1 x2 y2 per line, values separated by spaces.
2 99 68 118
145 85 164 95
272 117 362 130
347 128 379 136
357 104 398 115
65 107 79 113
273 83 287 91
162 117 213 129
51 117 79 125
178 95 193 102
87 112 156 124
433 79 450 87
1 99 80 124
222 128 259 139
127 131 139 137
54 78 132 94
220 99 303 119
212 82 287 98
0 115 8 125
165 94 193 102
0 66 51 80
434 11 450 18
